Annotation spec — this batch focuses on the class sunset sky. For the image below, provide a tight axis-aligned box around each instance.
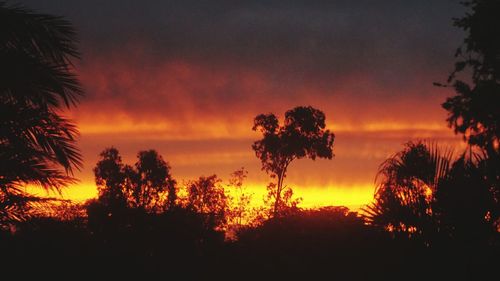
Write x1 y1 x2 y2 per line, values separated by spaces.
22 0 468 209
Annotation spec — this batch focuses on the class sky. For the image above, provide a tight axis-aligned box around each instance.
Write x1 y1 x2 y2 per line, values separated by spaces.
20 0 468 209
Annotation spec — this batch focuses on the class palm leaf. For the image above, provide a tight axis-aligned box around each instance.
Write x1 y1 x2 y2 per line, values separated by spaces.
0 2 82 108
363 141 454 238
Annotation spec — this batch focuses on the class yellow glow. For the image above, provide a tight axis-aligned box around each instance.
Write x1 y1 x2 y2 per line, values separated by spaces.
225 184 375 210
293 185 375 209
26 181 374 211
24 183 98 203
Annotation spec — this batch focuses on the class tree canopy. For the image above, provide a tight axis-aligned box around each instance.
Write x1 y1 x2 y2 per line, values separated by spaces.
93 148 177 213
252 106 335 217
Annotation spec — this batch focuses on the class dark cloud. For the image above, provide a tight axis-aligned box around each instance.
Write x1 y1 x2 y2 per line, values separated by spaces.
19 0 465 95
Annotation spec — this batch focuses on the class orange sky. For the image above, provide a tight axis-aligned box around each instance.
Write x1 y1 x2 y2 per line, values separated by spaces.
19 0 467 211
32 58 465 211
35 119 464 210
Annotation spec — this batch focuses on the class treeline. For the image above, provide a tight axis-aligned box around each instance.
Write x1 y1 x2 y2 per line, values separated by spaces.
1 140 499 279
1 199 499 279
89 147 255 234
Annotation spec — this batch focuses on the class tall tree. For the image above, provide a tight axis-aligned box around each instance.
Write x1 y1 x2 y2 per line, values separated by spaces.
0 3 82 224
252 106 334 217
439 0 500 156
438 0 500 235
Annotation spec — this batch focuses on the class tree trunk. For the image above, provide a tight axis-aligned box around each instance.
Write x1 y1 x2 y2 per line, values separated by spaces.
273 173 283 218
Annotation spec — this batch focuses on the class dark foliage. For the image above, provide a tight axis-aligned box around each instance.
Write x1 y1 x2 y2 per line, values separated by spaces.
439 0 500 228
0 2 82 226
93 147 177 213
0 205 225 279
441 0 500 155
2 207 498 280
186 175 229 230
364 142 450 242
365 141 499 248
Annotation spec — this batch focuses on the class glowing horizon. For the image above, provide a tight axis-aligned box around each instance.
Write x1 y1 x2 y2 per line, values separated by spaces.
25 117 466 212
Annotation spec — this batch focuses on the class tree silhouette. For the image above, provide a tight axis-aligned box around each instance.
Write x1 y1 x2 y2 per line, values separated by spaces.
129 150 177 211
262 182 302 219
434 153 497 244
93 148 176 213
227 168 252 228
93 148 128 209
365 141 497 245
252 106 334 217
364 142 452 242
186 175 229 230
439 0 500 156
437 0 500 238
0 3 82 224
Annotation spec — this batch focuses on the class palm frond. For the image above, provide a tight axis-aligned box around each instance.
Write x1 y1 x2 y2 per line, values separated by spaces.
0 2 80 62
0 102 82 175
363 141 455 238
0 43 82 108
0 3 82 108
0 185 64 227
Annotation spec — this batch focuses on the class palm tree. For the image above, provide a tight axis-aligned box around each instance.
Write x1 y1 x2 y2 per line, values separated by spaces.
363 141 453 242
0 3 82 224
365 141 497 245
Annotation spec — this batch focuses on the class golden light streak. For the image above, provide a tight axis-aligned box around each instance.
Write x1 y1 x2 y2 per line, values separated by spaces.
24 184 98 203
26 181 374 211
77 114 455 141
77 114 253 140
